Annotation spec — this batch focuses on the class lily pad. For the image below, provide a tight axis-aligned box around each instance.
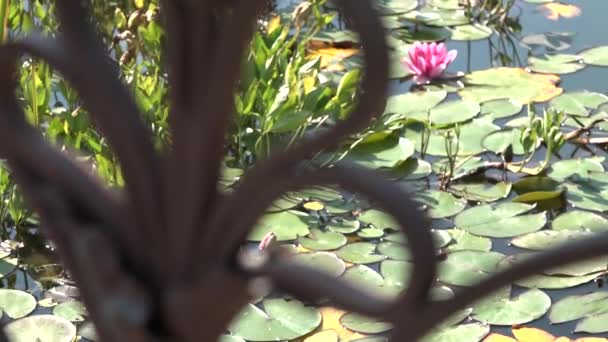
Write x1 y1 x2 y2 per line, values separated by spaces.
404 7 469 27
219 335 246 342
374 0 418 15
552 210 608 232
472 286 551 325
312 30 359 44
450 182 512 202
381 259 413 292
405 117 500 156
341 265 385 292
298 229 347 251
389 158 432 180
544 256 608 277
345 137 415 169
480 99 523 119
52 301 87 322
378 241 410 260
482 128 528 155
228 298 321 341
340 313 392 334
292 252 347 278
515 272 600 289
336 242 386 264
575 312 608 333
429 99 480 126
249 211 312 241
459 67 562 104
449 24 493 41
420 323 490 342
433 229 452 248
417 190 467 219
528 54 584 74
445 229 492 252
564 175 608 212
357 228 385 239
511 230 596 250
547 156 605 181
358 209 399 230
454 202 546 238
4 315 77 342
549 91 608 116
550 292 608 323
383 90 447 121
438 250 505 286
327 219 361 234
393 26 452 43
0 289 37 319
432 156 487 179
78 322 98 341
580 45 608 66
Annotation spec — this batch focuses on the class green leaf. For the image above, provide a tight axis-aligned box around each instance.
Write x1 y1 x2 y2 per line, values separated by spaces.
219 335 246 342
550 292 608 323
383 90 447 121
528 54 584 74
340 313 392 334
449 24 493 41
580 45 608 66
575 312 608 333
432 156 487 179
377 241 410 261
249 211 312 241
450 182 512 202
381 259 413 292
420 323 490 342
341 265 385 293
270 110 312 133
445 229 492 252
547 156 605 181
298 229 347 251
357 228 385 239
327 219 361 234
549 91 608 116
417 190 466 219
392 26 452 43
228 298 321 341
454 202 546 238
429 99 480 126
292 252 346 278
511 230 596 250
0 289 36 319
482 128 528 155
345 137 415 169
358 209 399 230
372 0 418 15
472 287 551 325
515 272 601 289
438 250 505 286
4 315 76 342
552 210 608 232
52 301 87 322
480 99 523 119
403 7 469 27
336 242 386 264
388 158 432 180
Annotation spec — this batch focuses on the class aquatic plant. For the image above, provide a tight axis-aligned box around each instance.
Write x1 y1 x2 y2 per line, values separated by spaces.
404 42 457 84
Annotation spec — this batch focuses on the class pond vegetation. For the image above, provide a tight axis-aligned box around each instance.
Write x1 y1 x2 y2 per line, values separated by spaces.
1 0 608 341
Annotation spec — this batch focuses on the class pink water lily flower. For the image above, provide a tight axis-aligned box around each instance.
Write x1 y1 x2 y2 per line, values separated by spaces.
403 42 457 84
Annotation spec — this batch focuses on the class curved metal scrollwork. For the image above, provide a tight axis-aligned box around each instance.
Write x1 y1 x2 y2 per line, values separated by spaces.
0 1 607 341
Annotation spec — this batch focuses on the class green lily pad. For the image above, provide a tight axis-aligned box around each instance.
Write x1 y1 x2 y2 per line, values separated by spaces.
500 253 606 285
249 211 312 241
515 272 600 289
564 111 608 131
340 312 393 334
392 26 452 43
404 7 469 27
389 158 433 180
350 337 389 342
552 210 608 232
358 209 399 230
383 232 406 243
4 315 76 342
550 292 608 323
336 242 386 264
433 229 452 248
445 229 492 252
547 156 605 181
426 0 461 9
459 67 562 104
438 250 505 286
575 312 608 333
219 335 246 342
292 252 346 278
450 182 512 202
564 175 608 212
374 0 418 15
580 45 608 66
78 321 98 341
0 289 37 319
357 228 385 239
324 200 359 214
528 54 584 74
417 190 467 219
341 265 384 292
52 301 87 322
312 30 359 44
454 202 546 238
420 323 490 342
405 117 500 156
268 195 300 212
472 286 551 325
512 176 564 204
429 99 480 126
511 230 596 251
297 187 343 202
432 156 487 179
298 229 347 251
378 241 410 260
381 259 413 292
482 128 528 155
327 219 361 234
450 24 493 41
228 298 321 341
544 256 608 277
345 137 415 169
383 90 447 121
480 99 523 119
549 91 608 116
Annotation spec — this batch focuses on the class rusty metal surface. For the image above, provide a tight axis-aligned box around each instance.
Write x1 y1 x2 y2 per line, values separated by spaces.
0 1 607 341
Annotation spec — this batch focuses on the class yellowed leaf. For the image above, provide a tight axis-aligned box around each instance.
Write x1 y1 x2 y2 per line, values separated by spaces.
304 330 338 342
512 327 554 342
294 245 311 254
540 3 581 21
575 339 608 342
554 338 573 342
304 201 325 211
482 333 518 342
317 307 360 341
307 47 360 72
267 16 281 34
302 76 317 94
